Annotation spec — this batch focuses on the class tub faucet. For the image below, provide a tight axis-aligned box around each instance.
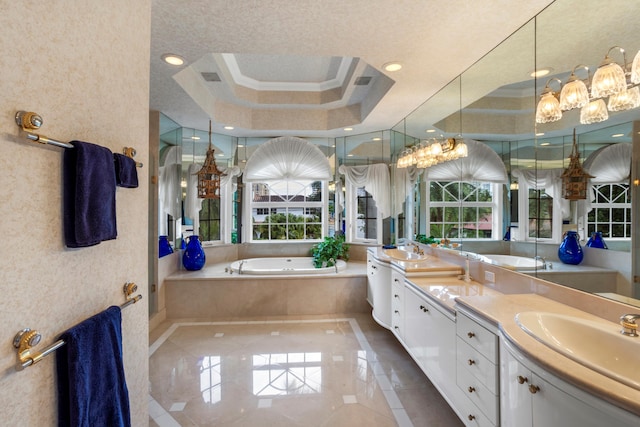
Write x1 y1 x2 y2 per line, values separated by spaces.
620 314 640 337
329 258 338 273
534 256 547 270
238 260 246 275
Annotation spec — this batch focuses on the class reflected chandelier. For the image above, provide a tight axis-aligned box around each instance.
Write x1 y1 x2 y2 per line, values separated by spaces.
196 120 226 199
397 137 468 169
536 46 640 125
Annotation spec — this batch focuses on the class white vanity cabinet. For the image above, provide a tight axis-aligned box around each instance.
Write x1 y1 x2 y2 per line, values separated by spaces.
403 283 457 394
456 310 500 427
500 339 639 427
390 268 405 340
366 250 391 329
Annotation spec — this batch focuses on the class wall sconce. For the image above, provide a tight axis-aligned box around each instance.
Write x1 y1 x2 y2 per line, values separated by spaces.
535 78 563 123
397 137 468 169
536 46 640 125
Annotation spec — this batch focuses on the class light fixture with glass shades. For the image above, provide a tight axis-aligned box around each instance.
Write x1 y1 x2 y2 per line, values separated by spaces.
397 137 468 169
535 45 640 125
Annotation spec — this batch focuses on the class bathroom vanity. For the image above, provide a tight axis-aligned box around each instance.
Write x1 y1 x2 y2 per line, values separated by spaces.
366 244 640 426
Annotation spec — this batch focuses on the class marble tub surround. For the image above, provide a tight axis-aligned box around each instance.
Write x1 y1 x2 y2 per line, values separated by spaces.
455 294 640 417
164 261 368 318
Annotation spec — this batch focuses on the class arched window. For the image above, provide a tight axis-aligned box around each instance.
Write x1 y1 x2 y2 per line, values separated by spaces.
243 137 332 242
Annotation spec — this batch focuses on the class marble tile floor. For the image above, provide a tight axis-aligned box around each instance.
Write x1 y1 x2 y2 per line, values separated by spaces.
149 313 463 426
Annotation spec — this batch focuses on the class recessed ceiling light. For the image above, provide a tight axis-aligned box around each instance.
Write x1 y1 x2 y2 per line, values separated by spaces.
224 126 234 130
426 129 436 133
611 133 624 138
540 142 550 146
535 132 545 136
372 137 381 141
191 136 200 140
344 127 353 131
218 153 224 157
530 67 553 78
238 144 244 148
383 62 402 72
331 144 336 148
162 54 185 66
347 154 354 157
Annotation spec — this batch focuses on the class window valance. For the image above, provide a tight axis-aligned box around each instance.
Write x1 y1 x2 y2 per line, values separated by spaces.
338 163 391 218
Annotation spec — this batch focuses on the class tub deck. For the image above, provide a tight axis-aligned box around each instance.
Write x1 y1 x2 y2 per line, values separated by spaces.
164 261 368 319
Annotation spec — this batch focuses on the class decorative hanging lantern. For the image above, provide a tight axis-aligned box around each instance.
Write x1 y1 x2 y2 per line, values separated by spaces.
561 128 594 200
196 120 226 199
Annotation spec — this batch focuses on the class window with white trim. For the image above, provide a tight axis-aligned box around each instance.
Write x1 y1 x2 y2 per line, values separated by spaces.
249 180 325 241
427 181 502 240
586 183 631 239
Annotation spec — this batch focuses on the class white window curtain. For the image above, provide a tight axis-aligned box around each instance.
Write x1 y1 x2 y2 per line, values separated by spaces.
423 139 508 183
392 165 421 218
579 142 632 218
158 145 182 236
338 163 391 218
244 136 331 182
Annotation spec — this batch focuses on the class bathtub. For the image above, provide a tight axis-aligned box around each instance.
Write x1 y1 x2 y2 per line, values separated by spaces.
229 257 347 275
480 254 544 271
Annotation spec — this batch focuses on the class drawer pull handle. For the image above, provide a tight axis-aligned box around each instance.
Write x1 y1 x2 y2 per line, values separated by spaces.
517 375 528 384
467 332 475 338
468 386 476 393
371 265 377 270
394 310 399 314
394 278 399 282
394 294 399 298
468 415 476 421
394 326 399 330
468 359 475 366
419 305 429 312
529 384 540 394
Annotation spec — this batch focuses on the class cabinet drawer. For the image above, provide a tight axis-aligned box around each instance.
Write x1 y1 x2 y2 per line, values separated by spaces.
457 361 498 424
457 394 497 427
457 313 498 363
456 337 498 393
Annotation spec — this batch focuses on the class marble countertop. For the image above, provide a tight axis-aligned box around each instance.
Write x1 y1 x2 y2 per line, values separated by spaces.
455 294 640 417
369 247 463 275
406 276 502 313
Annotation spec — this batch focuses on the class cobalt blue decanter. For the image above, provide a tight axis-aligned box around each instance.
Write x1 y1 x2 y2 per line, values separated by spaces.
158 235 173 258
586 231 608 249
558 231 583 265
182 235 206 271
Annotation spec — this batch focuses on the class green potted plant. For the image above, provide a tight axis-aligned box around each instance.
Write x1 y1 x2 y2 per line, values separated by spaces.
311 235 350 268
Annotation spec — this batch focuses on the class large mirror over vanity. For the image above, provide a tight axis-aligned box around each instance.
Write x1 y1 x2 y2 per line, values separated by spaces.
155 0 639 308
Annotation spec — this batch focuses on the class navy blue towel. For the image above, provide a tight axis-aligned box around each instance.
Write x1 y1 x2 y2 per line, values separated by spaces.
63 141 117 247
56 306 131 427
113 153 139 188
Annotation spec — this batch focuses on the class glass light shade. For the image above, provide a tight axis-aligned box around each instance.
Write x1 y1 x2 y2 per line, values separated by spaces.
535 92 562 123
580 99 609 124
631 50 640 84
559 78 589 110
608 86 640 111
454 141 468 157
430 141 443 156
591 62 627 98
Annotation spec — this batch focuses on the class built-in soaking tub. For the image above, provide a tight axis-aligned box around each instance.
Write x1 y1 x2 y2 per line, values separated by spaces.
480 254 544 271
229 257 348 275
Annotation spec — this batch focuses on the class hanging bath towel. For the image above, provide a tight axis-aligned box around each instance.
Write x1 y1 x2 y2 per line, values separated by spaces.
113 153 139 188
63 141 117 247
56 306 131 427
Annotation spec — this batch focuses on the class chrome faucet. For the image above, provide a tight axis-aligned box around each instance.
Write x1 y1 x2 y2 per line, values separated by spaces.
410 243 424 255
533 256 547 270
330 258 338 273
238 260 246 275
620 314 640 337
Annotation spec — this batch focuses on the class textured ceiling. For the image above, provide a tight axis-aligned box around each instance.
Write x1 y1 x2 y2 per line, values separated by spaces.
150 0 556 138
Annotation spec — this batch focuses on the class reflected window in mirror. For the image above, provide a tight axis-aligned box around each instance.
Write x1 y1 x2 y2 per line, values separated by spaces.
527 188 553 240
586 183 631 240
343 184 381 244
427 181 502 240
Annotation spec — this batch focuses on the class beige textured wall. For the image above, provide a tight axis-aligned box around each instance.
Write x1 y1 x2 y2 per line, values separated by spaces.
0 2 151 425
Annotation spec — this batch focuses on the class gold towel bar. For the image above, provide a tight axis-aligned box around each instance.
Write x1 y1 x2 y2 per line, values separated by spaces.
15 111 144 167
13 282 142 371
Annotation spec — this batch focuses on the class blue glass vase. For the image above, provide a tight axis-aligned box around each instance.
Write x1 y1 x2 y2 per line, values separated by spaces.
586 231 608 249
158 235 173 258
558 231 583 265
182 235 206 271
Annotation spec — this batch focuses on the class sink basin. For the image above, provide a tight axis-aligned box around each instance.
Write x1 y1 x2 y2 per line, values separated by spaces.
516 312 640 390
383 247 427 261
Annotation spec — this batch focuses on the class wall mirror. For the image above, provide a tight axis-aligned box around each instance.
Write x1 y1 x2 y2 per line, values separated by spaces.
391 0 639 303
